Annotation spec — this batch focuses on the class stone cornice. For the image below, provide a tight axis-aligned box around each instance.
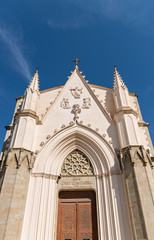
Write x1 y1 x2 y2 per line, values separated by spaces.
14 109 41 124
138 121 149 127
129 92 138 98
5 125 14 130
114 106 138 120
16 96 24 101
9 147 33 153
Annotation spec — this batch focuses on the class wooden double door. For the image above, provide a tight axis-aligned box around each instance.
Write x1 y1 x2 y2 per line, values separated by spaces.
56 191 98 240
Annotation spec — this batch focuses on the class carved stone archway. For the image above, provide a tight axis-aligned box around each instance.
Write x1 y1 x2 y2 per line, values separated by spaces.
21 124 133 240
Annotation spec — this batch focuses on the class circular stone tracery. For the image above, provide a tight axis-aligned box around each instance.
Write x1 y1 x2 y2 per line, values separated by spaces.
61 150 94 176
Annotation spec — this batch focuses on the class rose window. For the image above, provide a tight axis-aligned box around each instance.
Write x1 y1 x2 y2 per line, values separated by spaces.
61 150 94 176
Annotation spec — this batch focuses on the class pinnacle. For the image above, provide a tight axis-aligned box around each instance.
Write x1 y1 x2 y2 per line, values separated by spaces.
113 67 126 90
28 69 39 92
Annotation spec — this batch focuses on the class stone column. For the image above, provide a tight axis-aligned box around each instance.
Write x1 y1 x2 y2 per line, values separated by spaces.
119 145 154 240
0 148 35 240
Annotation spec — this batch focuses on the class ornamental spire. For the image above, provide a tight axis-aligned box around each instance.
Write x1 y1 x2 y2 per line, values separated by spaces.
113 65 126 90
28 68 39 92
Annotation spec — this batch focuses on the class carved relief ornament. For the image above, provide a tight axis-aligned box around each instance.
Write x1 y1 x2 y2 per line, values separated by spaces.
60 98 71 109
71 104 81 121
70 87 83 99
82 98 91 109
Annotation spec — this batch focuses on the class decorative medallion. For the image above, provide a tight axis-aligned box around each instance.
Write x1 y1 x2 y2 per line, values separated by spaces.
71 104 81 121
61 98 71 109
70 87 82 99
61 150 94 176
82 98 91 109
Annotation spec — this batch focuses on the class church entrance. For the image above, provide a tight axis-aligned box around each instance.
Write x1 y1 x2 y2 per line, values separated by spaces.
56 191 98 240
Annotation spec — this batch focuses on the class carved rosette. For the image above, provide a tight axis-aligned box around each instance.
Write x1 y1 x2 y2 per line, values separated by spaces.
61 150 94 176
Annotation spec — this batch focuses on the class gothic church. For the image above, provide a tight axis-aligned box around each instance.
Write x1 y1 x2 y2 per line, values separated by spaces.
0 61 154 240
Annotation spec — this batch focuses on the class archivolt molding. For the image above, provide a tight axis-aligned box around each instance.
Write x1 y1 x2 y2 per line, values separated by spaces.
35 120 114 157
33 123 120 176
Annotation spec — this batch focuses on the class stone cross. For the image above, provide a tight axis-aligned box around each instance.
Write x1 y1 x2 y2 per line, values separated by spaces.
73 58 80 66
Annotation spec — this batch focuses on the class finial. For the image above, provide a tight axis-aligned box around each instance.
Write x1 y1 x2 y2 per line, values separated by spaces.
113 66 126 90
73 58 80 68
114 64 117 69
28 68 39 93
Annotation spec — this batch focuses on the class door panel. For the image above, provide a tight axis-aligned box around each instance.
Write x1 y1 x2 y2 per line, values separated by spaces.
57 203 76 240
77 202 92 240
56 191 98 240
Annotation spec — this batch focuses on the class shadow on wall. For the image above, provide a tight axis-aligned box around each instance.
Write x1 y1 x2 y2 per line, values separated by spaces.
104 90 115 119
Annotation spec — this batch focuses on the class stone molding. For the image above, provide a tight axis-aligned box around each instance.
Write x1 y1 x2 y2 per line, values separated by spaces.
96 171 121 178
31 172 58 180
30 171 122 180
114 106 138 120
14 109 41 124
35 120 114 158
138 121 149 127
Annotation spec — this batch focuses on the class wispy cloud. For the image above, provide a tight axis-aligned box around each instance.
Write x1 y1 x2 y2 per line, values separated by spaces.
0 25 32 82
58 0 154 30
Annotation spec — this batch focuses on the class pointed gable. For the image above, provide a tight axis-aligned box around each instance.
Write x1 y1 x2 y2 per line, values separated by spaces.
40 62 112 124
35 62 119 151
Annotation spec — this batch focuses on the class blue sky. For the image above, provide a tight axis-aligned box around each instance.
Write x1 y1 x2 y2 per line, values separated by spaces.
0 0 154 150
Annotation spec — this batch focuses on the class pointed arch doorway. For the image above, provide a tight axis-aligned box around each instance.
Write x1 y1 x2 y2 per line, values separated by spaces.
21 128 133 240
56 150 98 240
56 191 98 240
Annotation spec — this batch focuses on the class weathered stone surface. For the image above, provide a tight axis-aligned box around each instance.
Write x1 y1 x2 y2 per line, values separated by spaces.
120 145 154 240
0 149 33 240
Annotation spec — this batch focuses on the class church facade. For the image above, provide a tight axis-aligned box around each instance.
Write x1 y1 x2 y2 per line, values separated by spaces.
0 62 154 240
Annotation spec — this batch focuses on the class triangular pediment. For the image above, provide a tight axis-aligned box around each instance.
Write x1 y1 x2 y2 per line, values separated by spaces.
41 66 112 124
